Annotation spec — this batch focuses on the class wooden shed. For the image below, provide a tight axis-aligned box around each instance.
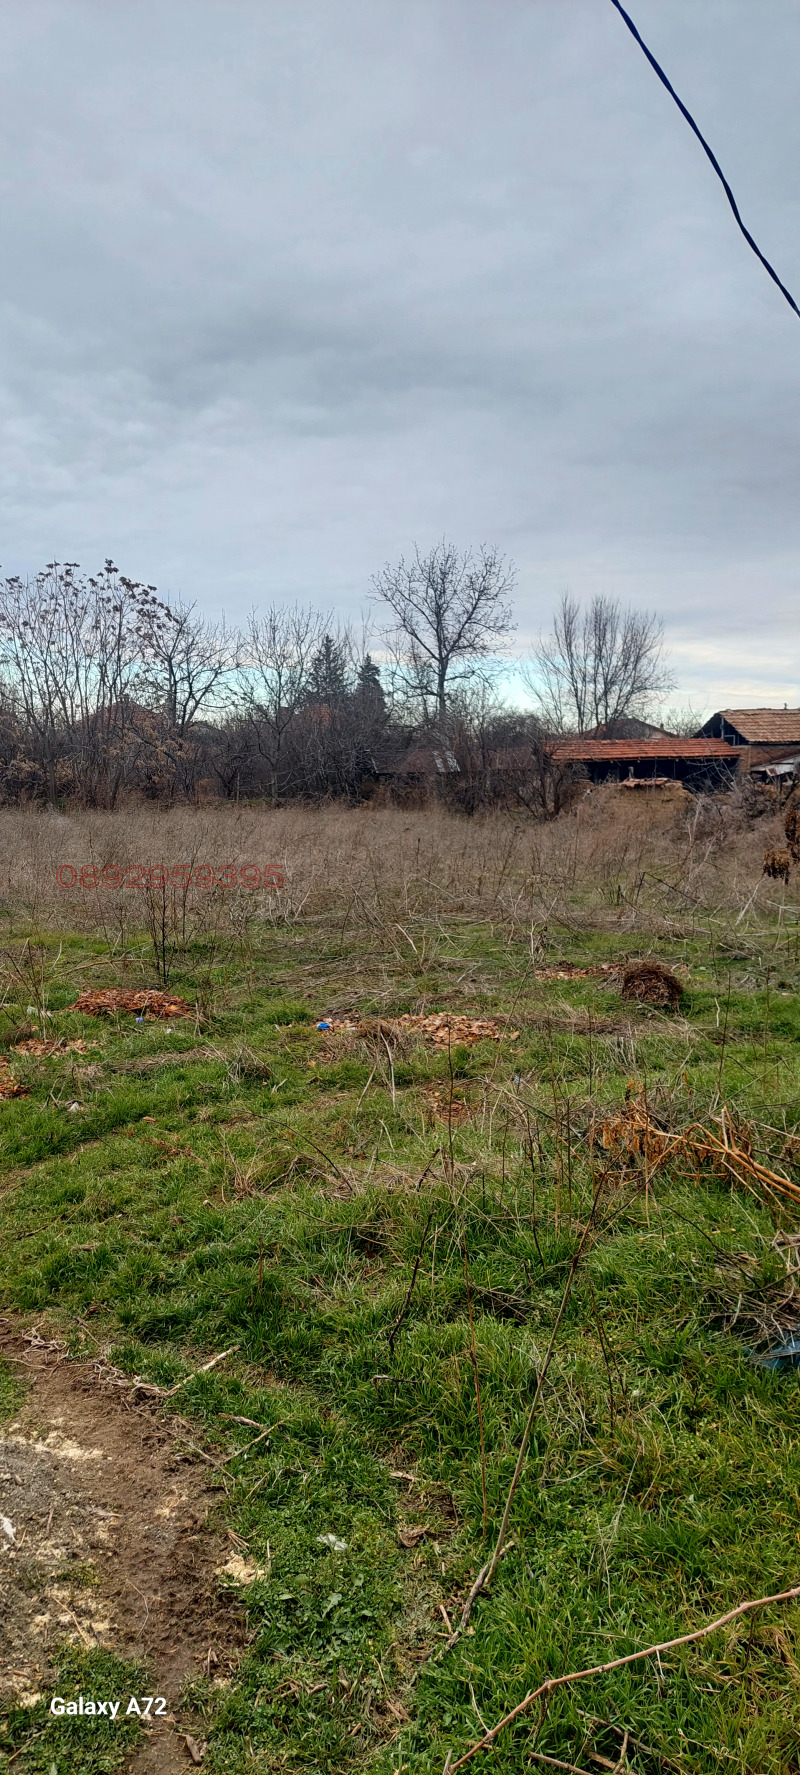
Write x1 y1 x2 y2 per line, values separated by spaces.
551 735 737 789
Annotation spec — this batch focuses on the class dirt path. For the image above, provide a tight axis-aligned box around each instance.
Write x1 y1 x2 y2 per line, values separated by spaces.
0 1322 246 1772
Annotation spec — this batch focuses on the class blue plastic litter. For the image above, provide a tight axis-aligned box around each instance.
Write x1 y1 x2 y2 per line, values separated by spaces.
316 1020 331 1030
750 1332 800 1372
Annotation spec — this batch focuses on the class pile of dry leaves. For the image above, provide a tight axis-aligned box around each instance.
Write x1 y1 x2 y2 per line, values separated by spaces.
320 1013 518 1048
73 988 192 1020
14 1038 96 1057
0 1057 29 1100
534 963 616 981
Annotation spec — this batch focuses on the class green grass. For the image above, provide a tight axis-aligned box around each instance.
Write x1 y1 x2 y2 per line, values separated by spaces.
0 1650 145 1773
1 890 800 1772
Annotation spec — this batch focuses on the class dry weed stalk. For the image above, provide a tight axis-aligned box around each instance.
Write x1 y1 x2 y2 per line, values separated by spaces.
443 1179 605 1654
597 1084 800 1208
444 1581 800 1771
462 1228 488 1532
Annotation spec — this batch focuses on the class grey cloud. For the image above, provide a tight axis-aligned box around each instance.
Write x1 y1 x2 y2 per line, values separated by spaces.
1 0 800 708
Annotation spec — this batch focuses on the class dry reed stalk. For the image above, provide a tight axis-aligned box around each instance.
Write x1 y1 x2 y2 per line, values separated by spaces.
462 1229 488 1532
443 1180 605 1653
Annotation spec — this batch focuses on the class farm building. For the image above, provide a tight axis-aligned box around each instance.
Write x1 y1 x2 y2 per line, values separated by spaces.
696 708 800 747
550 735 737 789
695 708 800 778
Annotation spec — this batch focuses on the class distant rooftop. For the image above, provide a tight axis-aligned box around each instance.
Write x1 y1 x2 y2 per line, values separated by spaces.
552 737 734 762
584 717 672 741
697 709 800 745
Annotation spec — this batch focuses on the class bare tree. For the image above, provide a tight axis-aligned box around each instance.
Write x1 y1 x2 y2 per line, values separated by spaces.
526 593 674 733
136 597 239 799
139 598 236 738
372 541 516 724
0 561 169 805
239 604 325 801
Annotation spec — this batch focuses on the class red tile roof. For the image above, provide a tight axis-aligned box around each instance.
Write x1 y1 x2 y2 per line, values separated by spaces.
552 737 735 761
716 709 800 743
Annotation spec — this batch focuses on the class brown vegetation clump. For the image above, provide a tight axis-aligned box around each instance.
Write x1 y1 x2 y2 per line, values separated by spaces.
0 1056 29 1099
762 847 791 883
597 1086 800 1210
74 988 192 1019
784 797 800 862
620 959 683 1008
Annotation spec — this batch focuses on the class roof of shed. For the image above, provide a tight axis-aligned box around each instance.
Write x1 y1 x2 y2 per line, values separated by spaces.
552 737 735 762
713 709 800 743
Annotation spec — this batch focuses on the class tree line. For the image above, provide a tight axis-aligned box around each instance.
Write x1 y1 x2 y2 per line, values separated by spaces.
0 547 672 810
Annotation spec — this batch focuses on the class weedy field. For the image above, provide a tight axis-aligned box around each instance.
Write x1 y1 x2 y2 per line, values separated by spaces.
0 794 800 1775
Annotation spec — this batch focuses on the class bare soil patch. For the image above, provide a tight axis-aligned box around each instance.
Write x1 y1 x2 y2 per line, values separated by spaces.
0 1323 245 1773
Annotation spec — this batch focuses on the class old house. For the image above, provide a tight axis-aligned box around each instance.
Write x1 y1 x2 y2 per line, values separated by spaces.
695 708 800 778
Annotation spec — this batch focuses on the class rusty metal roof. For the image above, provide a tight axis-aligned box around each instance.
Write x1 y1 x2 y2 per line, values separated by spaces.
717 709 800 743
552 737 735 761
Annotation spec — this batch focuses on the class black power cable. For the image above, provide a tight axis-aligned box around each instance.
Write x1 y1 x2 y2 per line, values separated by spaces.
609 0 800 320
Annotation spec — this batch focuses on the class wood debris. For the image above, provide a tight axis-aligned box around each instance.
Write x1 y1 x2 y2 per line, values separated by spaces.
73 988 192 1019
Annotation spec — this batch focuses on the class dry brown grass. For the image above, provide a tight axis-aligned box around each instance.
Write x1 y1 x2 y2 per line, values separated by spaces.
596 1084 800 1210
0 788 790 941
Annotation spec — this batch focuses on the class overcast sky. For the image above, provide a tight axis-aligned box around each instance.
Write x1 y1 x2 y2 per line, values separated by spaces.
2 0 799 713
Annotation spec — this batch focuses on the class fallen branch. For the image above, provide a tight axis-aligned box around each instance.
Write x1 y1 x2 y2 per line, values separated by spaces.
445 1580 800 1770
439 1538 517 1655
302 1136 349 1181
162 1345 240 1397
